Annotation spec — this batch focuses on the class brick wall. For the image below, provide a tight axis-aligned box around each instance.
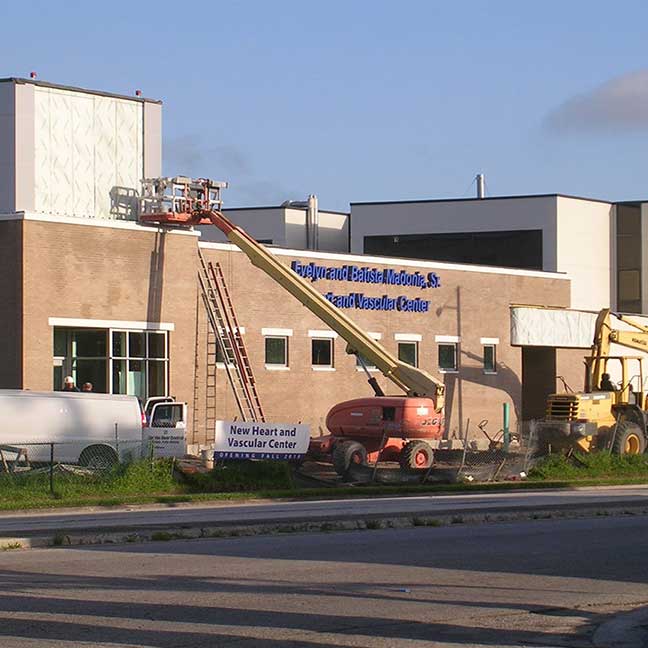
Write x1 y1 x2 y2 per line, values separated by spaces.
21 220 198 419
14 219 572 445
195 244 572 443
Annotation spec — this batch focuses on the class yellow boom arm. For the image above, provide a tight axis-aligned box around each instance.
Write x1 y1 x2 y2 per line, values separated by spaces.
202 209 445 407
591 308 648 390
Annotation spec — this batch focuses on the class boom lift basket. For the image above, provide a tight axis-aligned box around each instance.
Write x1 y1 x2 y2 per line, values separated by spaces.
140 177 228 225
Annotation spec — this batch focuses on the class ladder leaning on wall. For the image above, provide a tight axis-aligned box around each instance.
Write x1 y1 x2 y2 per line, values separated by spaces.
197 248 265 423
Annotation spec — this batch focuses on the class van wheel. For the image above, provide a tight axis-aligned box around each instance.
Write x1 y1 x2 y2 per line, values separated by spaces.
79 445 118 470
400 440 434 470
332 441 367 476
612 422 646 455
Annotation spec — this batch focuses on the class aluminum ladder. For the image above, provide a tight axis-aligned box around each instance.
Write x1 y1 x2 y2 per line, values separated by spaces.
197 249 265 422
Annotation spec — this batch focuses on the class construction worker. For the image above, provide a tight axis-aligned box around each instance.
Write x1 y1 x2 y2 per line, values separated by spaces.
62 376 80 392
599 373 617 391
81 382 93 392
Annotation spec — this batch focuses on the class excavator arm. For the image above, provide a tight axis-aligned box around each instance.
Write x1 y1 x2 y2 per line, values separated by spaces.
200 209 445 408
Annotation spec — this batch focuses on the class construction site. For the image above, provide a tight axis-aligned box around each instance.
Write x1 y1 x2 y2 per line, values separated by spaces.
4 76 648 479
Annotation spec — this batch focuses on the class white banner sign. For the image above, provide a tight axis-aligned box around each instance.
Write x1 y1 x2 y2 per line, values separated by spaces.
215 421 310 460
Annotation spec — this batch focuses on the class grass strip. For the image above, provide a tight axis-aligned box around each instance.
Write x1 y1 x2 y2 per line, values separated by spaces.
0 453 647 512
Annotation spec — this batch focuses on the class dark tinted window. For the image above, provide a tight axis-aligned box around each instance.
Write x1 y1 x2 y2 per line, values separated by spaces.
364 229 543 270
617 204 642 313
312 339 333 366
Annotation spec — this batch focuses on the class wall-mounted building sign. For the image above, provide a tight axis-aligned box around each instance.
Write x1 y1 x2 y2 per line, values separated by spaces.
290 261 441 312
214 421 311 460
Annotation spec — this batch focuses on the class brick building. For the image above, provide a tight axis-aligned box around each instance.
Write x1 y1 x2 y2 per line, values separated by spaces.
0 77 586 445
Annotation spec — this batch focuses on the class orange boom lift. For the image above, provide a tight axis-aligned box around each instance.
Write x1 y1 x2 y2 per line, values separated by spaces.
140 177 446 474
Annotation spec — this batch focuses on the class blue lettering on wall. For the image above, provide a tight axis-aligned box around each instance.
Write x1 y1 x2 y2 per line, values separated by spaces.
291 260 440 292
324 292 430 312
289 261 440 313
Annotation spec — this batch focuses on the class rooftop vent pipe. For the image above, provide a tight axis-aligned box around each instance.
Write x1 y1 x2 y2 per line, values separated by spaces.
476 173 485 199
281 194 319 250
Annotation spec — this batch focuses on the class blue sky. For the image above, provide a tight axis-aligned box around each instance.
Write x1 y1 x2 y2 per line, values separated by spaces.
2 0 648 210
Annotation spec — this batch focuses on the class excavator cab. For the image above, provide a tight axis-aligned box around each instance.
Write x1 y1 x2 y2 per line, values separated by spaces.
539 309 648 456
585 355 647 408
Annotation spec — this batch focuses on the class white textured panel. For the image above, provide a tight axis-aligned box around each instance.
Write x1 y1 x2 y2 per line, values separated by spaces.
510 307 596 348
112 99 142 219
33 88 144 219
94 95 116 219
49 90 74 215
71 94 94 217
34 89 51 214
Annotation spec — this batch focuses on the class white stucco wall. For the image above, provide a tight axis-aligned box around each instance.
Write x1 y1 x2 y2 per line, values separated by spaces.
284 208 307 249
317 211 349 252
200 207 350 252
556 197 613 310
199 208 287 245
350 196 559 270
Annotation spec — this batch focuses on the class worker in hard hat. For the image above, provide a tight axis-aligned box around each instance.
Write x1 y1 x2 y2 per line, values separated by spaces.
62 376 80 392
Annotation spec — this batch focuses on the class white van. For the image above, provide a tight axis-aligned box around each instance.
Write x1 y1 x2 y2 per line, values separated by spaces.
0 390 187 466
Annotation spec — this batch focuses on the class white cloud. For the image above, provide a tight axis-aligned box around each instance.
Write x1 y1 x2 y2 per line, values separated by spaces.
545 69 648 133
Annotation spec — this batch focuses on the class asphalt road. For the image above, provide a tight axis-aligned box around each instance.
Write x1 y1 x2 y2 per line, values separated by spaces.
2 485 648 536
0 515 647 647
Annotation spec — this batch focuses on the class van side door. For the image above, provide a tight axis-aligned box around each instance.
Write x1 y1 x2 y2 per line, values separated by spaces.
144 402 187 458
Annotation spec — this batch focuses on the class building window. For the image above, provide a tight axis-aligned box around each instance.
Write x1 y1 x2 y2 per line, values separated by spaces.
265 336 288 367
483 345 497 373
54 328 108 393
355 333 381 372
617 204 642 313
312 338 333 367
54 327 168 399
398 342 418 367
356 353 377 371
364 229 543 270
110 330 169 400
438 343 457 371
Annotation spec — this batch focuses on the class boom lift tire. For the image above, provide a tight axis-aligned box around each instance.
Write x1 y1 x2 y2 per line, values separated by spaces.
333 440 368 476
399 440 434 470
612 421 646 455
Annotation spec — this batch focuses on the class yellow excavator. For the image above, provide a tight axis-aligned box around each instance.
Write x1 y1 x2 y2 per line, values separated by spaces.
539 308 648 455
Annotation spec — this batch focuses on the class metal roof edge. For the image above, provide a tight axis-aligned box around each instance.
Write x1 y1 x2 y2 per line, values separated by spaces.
0 77 162 104
351 193 613 207
224 205 349 215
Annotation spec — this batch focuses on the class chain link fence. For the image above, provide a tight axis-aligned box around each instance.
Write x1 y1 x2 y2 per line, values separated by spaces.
0 439 155 496
450 420 542 484
320 419 547 485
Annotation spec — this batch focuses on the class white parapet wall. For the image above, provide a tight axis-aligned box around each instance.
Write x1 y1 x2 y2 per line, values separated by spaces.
0 78 162 220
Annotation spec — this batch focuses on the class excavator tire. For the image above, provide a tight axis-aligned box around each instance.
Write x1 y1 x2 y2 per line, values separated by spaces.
399 440 434 470
332 440 368 476
612 422 646 455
